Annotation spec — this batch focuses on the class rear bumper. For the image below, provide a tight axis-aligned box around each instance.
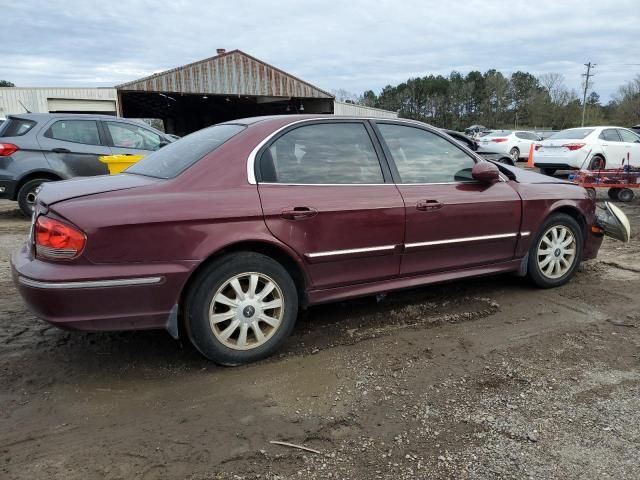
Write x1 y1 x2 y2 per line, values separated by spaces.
10 242 197 332
533 162 577 170
0 176 17 200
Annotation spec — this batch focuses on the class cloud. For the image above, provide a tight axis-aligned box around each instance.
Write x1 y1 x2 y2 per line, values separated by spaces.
0 0 638 100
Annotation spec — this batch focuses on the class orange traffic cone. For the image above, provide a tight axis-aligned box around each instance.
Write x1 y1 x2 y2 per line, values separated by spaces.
526 143 535 168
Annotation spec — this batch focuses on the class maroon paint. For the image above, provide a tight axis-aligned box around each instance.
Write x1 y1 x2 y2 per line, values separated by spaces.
10 115 604 334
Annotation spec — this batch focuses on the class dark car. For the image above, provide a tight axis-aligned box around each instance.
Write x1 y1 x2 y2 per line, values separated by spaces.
12 115 608 365
442 129 515 165
0 113 174 215
632 125 640 135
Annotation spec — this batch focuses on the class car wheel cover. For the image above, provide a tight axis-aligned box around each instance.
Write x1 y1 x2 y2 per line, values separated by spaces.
510 148 519 159
209 272 284 351
537 225 577 279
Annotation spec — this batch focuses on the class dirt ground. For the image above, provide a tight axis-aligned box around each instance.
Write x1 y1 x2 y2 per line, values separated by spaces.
1 189 639 480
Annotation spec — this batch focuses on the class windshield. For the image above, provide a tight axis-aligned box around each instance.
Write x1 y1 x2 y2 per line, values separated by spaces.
126 124 245 179
548 128 594 140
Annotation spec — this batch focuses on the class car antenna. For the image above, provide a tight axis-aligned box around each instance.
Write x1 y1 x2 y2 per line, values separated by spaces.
18 100 31 113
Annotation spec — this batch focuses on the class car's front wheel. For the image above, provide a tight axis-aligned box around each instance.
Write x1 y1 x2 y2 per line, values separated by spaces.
527 213 583 288
185 252 298 365
509 147 520 160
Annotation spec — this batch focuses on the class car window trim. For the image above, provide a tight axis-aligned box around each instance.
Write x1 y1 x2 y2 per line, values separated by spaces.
252 118 392 185
43 118 105 147
370 120 482 185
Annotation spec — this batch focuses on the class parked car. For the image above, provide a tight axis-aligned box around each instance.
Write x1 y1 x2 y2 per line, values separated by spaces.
534 126 640 175
464 124 489 137
0 113 175 215
442 129 515 165
12 115 611 365
631 125 640 135
476 130 542 161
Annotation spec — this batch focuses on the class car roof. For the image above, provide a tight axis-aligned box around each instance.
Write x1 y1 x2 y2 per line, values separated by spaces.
221 114 430 129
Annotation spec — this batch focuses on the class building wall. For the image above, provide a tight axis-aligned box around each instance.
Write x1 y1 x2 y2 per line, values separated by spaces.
0 88 118 117
333 101 398 118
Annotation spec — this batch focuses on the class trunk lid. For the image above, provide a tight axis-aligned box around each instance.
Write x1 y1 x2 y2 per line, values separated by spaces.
36 173 160 206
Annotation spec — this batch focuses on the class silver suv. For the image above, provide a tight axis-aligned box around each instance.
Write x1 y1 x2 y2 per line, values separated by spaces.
0 113 174 215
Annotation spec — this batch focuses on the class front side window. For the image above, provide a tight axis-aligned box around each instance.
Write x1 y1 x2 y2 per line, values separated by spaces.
107 121 162 150
618 129 640 143
259 123 384 184
600 129 621 142
377 124 475 183
45 120 101 145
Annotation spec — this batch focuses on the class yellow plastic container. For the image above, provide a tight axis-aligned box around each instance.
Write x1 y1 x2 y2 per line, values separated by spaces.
99 154 145 174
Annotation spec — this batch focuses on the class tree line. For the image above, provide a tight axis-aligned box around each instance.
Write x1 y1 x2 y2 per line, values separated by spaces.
336 71 640 131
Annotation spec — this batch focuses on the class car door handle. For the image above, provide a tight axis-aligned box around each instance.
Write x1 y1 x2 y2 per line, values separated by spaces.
280 206 318 220
51 148 71 153
416 200 443 211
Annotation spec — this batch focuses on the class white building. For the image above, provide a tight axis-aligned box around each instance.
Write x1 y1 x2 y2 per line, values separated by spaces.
0 87 118 117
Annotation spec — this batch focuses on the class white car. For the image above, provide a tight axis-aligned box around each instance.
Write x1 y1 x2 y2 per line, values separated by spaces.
534 126 640 175
476 130 542 160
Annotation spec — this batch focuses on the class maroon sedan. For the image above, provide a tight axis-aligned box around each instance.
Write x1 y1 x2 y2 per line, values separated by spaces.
11 115 605 365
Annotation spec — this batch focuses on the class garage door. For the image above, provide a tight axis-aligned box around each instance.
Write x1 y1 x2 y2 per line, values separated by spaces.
47 98 117 114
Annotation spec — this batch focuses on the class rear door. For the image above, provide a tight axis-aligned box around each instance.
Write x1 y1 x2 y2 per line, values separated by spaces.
256 120 405 289
103 120 165 157
598 129 626 166
617 129 640 167
373 121 522 276
38 118 111 177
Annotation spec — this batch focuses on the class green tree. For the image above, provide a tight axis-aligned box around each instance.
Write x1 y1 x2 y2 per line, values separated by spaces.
0 80 15 87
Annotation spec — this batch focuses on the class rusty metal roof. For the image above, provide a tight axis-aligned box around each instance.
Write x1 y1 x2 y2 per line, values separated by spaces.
116 50 333 99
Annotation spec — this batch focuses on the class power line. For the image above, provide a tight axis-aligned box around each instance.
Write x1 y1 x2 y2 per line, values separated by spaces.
581 62 596 127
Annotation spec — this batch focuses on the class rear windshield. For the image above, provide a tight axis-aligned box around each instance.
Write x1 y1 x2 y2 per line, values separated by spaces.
0 117 36 137
548 128 594 140
126 124 245 179
486 131 512 137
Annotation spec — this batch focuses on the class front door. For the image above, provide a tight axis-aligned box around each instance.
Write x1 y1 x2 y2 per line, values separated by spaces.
599 129 627 166
256 121 405 289
38 118 111 177
373 122 522 276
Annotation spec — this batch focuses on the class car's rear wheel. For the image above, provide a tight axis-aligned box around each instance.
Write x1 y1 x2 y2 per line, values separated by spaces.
540 168 556 176
527 213 583 288
617 188 634 202
589 155 606 170
509 147 520 160
185 252 298 365
17 178 51 217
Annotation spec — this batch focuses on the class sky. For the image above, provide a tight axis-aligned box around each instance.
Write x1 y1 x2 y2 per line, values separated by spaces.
0 0 638 101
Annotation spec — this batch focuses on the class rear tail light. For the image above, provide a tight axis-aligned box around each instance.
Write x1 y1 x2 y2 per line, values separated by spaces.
0 143 19 156
562 143 586 151
491 138 508 143
35 216 86 260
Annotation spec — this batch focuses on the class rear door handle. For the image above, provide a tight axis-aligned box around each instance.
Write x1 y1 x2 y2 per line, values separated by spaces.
416 200 443 211
51 148 71 153
280 206 318 220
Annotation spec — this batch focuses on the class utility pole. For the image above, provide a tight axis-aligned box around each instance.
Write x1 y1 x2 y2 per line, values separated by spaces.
581 62 595 127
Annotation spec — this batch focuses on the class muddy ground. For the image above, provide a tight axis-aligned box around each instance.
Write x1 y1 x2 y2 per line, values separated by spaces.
1 190 639 480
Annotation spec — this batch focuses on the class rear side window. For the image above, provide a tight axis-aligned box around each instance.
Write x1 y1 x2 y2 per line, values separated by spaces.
45 120 101 145
0 118 36 137
549 128 594 140
377 124 475 183
259 123 384 184
486 131 512 137
599 129 621 142
126 124 245 179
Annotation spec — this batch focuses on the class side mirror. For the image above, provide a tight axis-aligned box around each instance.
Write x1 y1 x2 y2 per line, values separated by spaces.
472 162 500 183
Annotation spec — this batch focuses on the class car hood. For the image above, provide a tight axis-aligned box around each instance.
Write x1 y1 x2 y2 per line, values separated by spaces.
497 164 573 184
37 174 160 206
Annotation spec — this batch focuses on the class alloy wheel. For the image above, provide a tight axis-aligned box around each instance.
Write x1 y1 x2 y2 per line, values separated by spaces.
209 272 285 350
536 225 576 279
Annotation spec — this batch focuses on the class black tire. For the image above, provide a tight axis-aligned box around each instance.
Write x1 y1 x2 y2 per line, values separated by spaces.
607 188 620 200
589 155 606 170
540 168 556 176
185 252 298 365
509 147 520 160
17 178 50 217
617 188 634 202
586 188 597 201
527 213 584 289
